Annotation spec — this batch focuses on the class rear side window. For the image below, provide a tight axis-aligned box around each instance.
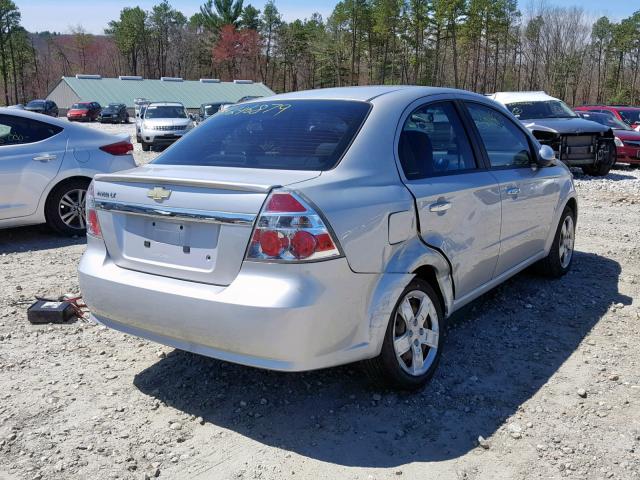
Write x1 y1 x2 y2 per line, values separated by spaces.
399 102 476 179
154 100 371 171
466 103 532 168
0 114 63 146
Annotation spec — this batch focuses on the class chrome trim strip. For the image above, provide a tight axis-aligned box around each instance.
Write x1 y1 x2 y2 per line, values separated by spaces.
95 201 256 226
93 174 277 193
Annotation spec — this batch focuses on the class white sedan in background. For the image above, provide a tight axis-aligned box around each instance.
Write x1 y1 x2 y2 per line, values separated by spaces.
0 108 136 235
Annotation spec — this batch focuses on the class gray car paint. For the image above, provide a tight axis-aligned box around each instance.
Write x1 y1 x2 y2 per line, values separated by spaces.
79 86 577 372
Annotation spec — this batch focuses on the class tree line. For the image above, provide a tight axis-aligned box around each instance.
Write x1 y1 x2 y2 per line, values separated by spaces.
2 0 640 107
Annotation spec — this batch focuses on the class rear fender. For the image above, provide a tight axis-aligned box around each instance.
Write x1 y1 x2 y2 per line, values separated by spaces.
366 237 454 356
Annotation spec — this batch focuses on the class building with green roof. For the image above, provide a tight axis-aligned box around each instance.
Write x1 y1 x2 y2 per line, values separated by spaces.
47 75 275 112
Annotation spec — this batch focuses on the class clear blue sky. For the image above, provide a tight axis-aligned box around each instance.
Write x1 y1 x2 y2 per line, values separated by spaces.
16 0 639 35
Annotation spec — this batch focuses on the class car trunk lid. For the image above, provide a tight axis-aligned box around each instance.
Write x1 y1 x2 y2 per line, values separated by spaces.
92 165 320 285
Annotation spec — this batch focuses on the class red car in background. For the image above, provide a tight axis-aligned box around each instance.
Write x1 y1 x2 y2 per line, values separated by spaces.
574 105 640 131
67 102 102 122
576 111 640 166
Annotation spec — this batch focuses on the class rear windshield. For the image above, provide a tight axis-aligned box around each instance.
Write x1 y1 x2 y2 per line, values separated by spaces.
204 104 225 116
26 100 45 108
145 105 186 119
154 100 371 171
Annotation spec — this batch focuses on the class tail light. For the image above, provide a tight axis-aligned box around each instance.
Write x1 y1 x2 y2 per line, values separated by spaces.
86 181 102 238
245 191 341 262
100 140 133 156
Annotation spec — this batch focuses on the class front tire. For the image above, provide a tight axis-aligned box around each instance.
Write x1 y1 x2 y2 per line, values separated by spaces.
362 279 445 390
581 163 611 176
141 141 150 151
536 206 575 278
45 178 91 236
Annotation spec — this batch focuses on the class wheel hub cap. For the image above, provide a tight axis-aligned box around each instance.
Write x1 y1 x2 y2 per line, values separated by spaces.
392 290 440 377
559 215 575 269
58 188 87 230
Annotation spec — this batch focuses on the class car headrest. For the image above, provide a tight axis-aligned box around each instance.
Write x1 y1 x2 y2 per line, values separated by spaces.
399 130 433 179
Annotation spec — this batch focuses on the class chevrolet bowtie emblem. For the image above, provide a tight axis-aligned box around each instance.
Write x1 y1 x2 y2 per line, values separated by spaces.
147 186 172 202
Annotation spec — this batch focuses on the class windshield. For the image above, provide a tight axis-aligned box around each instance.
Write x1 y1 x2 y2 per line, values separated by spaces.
144 105 187 119
579 113 630 130
26 101 45 108
71 103 90 109
104 104 121 112
506 100 577 120
154 100 371 171
619 109 640 125
204 104 224 116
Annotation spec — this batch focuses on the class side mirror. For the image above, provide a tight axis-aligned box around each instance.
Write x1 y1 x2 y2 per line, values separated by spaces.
537 145 555 167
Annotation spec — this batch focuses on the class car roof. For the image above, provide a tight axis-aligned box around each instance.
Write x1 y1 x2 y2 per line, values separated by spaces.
0 107 68 125
489 91 560 105
247 85 488 103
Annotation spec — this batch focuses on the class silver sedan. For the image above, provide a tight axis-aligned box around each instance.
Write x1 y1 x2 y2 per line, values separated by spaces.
78 86 577 389
0 108 136 235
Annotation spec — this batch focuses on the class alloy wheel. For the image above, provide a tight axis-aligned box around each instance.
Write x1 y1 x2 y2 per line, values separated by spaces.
58 188 87 230
392 290 440 376
559 215 575 269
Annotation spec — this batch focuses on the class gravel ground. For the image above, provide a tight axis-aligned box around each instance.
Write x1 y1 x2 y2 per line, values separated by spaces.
0 125 639 480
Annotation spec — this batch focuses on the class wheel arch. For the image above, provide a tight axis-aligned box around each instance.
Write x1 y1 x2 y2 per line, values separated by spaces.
43 175 92 223
366 237 454 357
412 265 448 319
565 196 578 220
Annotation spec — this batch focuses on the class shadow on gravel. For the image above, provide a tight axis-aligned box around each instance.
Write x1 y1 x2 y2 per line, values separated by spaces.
134 251 630 467
0 225 85 254
571 170 637 181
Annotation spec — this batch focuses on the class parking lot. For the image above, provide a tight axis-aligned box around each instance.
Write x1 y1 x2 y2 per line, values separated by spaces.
0 120 639 479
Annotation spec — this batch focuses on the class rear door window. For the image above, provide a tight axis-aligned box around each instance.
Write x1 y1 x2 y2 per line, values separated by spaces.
0 114 63 146
399 101 477 179
154 100 371 171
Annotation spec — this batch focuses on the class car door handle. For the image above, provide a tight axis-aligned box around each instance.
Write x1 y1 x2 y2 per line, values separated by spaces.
505 187 520 196
429 201 452 212
33 154 57 162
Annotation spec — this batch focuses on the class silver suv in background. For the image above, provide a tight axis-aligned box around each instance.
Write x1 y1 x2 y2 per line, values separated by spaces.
79 87 577 389
139 102 193 151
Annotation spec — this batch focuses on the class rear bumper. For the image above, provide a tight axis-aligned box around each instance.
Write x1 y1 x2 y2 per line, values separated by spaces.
78 238 383 371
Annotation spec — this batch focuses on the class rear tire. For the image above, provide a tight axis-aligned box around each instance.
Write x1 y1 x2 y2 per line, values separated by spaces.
45 178 91 236
141 141 150 152
536 206 575 278
362 279 445 390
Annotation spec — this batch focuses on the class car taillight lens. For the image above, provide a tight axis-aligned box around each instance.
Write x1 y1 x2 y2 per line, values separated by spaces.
245 191 341 262
99 141 133 156
86 181 102 238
